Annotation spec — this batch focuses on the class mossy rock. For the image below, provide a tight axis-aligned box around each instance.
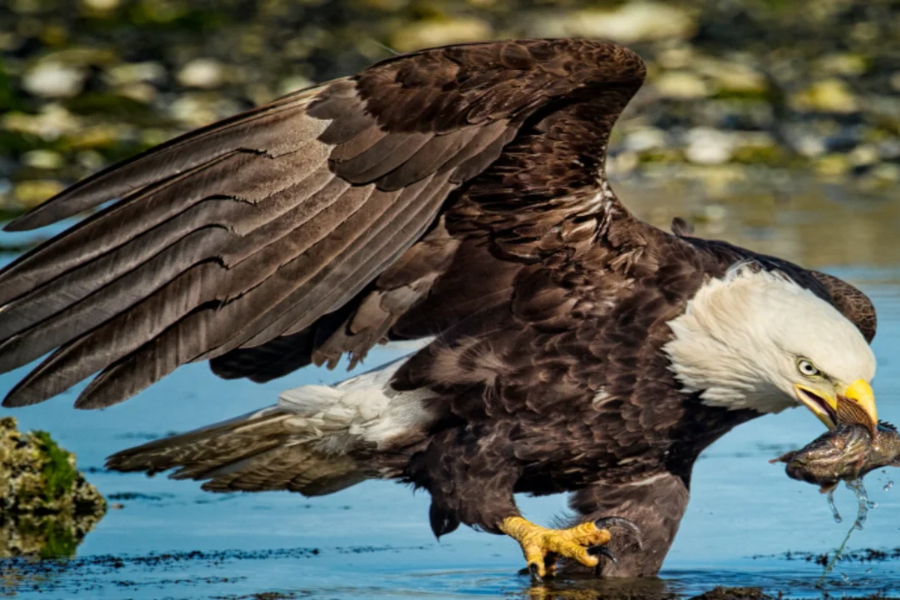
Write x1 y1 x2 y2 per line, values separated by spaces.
637 147 686 164
0 417 107 558
731 144 791 166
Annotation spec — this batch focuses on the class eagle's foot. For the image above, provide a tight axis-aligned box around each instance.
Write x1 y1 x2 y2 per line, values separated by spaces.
500 516 638 581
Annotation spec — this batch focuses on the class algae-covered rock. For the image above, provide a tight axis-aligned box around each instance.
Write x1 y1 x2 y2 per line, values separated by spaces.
0 417 106 558
790 79 860 114
11 179 64 209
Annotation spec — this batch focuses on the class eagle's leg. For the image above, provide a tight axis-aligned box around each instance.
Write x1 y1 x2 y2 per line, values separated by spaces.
499 516 636 579
563 472 690 578
411 426 639 580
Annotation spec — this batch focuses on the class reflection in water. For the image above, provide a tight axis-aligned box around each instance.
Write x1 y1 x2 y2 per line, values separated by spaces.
520 576 676 600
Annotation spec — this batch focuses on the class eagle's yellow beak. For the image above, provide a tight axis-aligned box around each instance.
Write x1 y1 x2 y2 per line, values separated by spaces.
794 379 877 433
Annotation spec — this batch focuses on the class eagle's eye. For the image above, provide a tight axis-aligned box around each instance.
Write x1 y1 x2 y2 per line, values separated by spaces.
797 359 821 378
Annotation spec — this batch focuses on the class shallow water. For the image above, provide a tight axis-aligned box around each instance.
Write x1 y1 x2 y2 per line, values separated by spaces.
2 178 900 599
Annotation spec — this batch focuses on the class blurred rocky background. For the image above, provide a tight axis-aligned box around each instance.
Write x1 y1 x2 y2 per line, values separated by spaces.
0 0 899 219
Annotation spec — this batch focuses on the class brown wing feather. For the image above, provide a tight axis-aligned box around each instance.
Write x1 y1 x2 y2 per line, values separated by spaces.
809 270 877 343
210 39 648 382
5 87 330 232
0 39 647 408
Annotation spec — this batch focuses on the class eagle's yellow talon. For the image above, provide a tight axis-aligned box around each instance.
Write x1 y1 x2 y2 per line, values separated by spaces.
500 516 613 578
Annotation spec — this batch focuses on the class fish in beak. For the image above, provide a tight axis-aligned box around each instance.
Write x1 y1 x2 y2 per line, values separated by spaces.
794 379 877 434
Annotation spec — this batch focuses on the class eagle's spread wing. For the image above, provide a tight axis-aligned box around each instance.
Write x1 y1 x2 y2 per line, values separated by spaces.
0 39 646 408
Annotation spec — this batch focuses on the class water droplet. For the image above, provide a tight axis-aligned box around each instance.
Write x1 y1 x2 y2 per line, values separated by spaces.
846 479 873 530
884 480 894 492
827 489 842 523
819 479 875 585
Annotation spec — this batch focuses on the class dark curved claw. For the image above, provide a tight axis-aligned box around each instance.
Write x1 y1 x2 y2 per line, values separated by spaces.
588 544 618 565
528 562 543 583
594 516 643 550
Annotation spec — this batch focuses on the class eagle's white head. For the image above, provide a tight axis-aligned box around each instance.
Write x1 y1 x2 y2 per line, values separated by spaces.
664 264 877 430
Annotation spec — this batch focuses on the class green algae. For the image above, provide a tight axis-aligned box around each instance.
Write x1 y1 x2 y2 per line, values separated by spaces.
33 430 78 502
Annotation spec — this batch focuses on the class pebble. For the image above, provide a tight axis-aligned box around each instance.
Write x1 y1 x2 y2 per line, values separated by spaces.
685 128 735 165
21 149 64 170
869 163 900 182
544 3 695 43
22 62 87 98
177 58 226 89
867 96 900 130
390 17 493 53
2 104 82 140
848 144 879 168
68 124 131 150
793 134 827 158
700 204 728 223
105 61 166 86
13 179 64 207
815 154 852 177
609 151 639 175
695 58 768 95
624 128 668 153
279 75 314 96
817 53 868 77
116 82 157 103
168 95 239 128
656 47 694 70
76 150 106 171
654 71 710 100
80 0 120 10
877 139 900 161
791 79 860 113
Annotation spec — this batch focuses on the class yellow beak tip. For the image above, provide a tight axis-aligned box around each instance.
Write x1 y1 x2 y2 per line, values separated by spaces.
840 379 878 431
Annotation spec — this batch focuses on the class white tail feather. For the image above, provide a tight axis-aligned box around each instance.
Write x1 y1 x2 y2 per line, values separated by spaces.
107 356 436 495
278 357 437 451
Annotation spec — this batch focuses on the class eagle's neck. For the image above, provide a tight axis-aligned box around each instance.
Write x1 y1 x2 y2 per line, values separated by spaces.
662 267 796 415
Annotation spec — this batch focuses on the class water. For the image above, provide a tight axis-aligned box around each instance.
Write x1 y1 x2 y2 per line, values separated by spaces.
2 178 900 599
819 480 877 586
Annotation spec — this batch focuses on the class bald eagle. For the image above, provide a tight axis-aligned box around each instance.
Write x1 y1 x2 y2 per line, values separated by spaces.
0 39 880 579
